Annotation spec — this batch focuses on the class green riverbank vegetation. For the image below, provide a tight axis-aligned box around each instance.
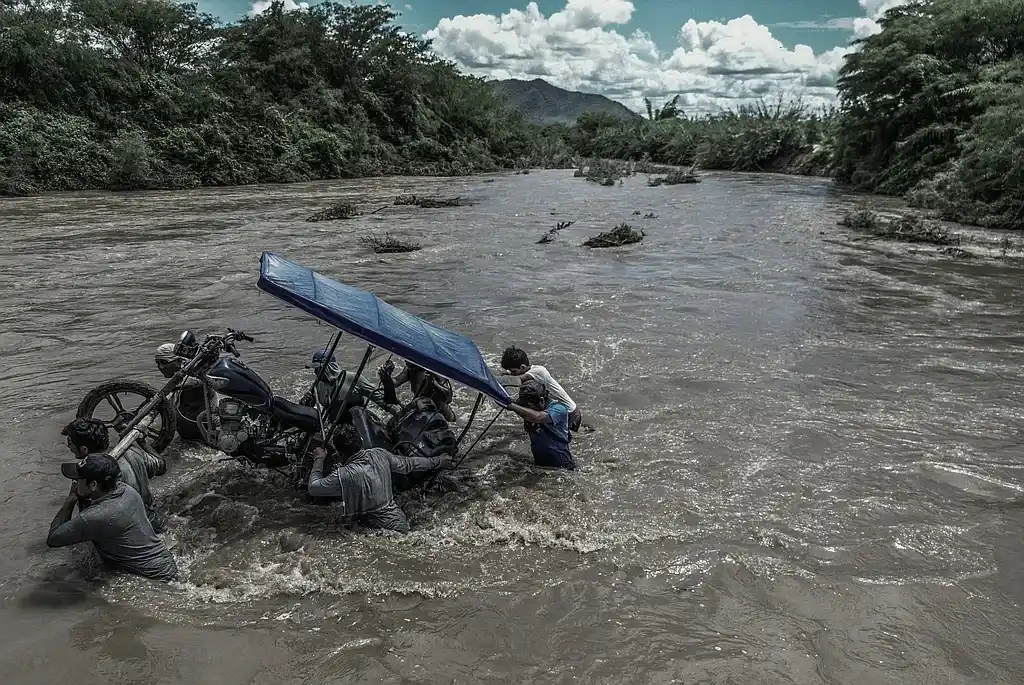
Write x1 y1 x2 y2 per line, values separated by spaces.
1 0 1020 230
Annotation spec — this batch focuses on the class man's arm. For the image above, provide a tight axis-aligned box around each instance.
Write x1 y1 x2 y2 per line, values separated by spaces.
307 448 344 498
506 402 551 425
385 450 443 475
135 443 168 478
47 486 94 548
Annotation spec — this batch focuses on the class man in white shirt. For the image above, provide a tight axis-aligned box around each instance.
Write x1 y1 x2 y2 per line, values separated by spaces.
500 346 584 432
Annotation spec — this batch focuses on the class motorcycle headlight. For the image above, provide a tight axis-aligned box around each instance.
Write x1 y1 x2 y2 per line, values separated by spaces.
219 400 241 416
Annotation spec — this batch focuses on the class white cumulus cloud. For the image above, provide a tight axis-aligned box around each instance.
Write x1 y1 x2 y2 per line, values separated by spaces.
854 0 912 37
425 0 908 114
250 0 309 15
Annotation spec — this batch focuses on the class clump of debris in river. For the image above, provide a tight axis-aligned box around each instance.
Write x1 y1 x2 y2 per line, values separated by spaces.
360 233 422 254
648 164 700 186
839 210 961 246
394 195 464 208
583 223 644 248
306 201 360 222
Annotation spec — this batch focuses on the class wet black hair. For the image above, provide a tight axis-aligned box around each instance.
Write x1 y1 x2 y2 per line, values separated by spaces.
332 423 364 460
501 346 530 370
518 379 548 407
61 418 111 453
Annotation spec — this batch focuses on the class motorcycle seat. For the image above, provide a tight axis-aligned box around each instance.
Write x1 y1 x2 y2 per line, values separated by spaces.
271 396 322 432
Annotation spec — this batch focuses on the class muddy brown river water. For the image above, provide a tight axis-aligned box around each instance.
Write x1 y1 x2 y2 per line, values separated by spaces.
2 170 1024 684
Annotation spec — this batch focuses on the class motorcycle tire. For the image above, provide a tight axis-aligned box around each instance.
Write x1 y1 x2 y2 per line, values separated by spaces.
77 378 178 453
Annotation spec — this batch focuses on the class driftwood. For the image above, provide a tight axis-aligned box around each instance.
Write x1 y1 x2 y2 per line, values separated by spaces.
583 223 644 248
394 195 464 208
360 233 422 254
306 202 359 222
537 220 577 245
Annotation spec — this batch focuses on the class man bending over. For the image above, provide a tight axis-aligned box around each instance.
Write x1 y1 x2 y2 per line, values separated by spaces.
307 424 449 533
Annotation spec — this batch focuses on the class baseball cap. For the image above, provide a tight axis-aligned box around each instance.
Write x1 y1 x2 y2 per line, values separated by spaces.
60 453 120 486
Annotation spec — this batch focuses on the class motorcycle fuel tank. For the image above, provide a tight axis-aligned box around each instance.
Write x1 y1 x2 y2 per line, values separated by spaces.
205 357 274 409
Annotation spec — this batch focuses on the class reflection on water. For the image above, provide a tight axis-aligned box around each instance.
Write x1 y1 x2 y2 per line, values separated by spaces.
2 170 1024 684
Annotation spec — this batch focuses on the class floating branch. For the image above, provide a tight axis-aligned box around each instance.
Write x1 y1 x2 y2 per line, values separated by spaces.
554 220 575 231
306 202 360 222
394 194 464 208
360 233 422 254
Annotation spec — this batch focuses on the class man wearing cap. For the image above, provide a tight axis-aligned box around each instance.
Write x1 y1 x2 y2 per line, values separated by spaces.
155 342 205 442
48 453 178 581
299 348 391 420
505 379 576 471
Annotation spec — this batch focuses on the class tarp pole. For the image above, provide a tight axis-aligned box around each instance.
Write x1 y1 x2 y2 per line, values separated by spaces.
452 407 506 470
308 330 343 407
295 329 343 472
324 344 375 442
455 393 485 448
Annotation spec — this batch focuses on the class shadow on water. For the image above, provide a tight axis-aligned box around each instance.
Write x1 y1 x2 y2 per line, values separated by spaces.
2 170 1024 684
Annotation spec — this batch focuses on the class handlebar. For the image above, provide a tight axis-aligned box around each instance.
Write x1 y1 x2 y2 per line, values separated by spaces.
228 328 254 343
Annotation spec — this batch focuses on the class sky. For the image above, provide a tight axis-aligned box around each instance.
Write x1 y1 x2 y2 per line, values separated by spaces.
196 0 909 114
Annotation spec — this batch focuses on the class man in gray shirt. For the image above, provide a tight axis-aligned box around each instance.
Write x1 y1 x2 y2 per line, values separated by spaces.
62 418 168 530
308 424 450 533
48 453 178 581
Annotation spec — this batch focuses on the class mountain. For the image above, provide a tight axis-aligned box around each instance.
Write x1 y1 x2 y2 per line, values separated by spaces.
489 78 643 125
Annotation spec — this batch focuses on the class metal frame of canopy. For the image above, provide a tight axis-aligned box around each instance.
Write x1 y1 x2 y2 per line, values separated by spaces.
256 251 510 469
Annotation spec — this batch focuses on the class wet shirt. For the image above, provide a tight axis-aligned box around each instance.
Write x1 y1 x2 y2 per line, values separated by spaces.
529 401 575 470
307 448 441 532
525 365 577 413
119 444 168 528
47 483 178 581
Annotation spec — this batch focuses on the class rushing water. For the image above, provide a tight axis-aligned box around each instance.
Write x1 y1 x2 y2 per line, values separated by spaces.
2 170 1024 684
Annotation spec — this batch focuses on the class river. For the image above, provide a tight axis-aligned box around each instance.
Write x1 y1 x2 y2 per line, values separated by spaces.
1 170 1023 684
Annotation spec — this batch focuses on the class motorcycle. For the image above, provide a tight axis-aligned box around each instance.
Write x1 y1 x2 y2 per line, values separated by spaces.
78 328 459 487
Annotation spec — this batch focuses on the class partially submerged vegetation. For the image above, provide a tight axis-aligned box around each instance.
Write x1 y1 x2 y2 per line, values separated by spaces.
394 195 464 208
839 210 961 247
574 159 630 186
360 233 422 253
648 165 701 186
306 202 360 222
583 223 644 248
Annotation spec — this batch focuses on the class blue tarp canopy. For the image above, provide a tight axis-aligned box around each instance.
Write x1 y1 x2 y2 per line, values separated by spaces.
257 252 510 406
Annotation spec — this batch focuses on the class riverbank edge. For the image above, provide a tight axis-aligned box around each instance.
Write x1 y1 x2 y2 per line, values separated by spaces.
0 154 835 198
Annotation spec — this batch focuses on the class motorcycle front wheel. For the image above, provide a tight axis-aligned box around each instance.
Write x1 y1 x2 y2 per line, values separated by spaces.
77 379 178 452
